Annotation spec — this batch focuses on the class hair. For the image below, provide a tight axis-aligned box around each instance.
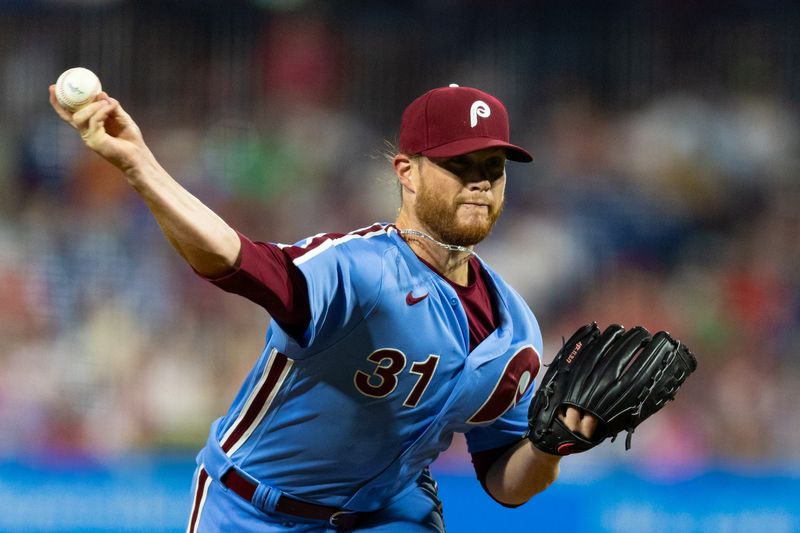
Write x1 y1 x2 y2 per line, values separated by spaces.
380 139 399 164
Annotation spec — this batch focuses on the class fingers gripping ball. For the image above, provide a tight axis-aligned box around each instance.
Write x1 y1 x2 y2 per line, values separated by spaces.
526 322 697 455
55 67 102 111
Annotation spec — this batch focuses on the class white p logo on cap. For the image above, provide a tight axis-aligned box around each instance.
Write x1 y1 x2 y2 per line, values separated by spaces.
470 100 491 128
398 85 533 162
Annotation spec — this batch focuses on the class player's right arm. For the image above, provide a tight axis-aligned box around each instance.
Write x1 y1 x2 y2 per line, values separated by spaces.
48 87 239 277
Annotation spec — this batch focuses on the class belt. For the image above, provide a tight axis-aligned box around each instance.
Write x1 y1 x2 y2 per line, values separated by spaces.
221 469 360 529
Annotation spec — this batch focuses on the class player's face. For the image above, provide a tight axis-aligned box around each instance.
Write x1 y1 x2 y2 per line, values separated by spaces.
414 148 506 246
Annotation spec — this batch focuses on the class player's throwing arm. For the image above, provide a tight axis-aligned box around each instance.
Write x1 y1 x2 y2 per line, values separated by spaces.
49 68 240 277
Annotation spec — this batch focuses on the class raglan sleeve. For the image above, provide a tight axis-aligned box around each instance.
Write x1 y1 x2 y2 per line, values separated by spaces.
270 233 384 356
465 304 544 504
199 230 381 358
202 232 311 337
465 376 537 508
463 376 535 454
464 312 544 454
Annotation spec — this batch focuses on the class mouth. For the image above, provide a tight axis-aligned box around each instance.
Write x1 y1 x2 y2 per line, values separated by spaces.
459 202 490 210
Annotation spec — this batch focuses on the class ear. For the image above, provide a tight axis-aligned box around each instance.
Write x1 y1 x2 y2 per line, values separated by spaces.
393 153 417 194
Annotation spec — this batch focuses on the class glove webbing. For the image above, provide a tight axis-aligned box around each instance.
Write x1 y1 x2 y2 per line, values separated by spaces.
621 345 682 450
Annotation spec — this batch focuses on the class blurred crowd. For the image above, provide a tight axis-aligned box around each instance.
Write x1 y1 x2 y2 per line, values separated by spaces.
0 1 798 473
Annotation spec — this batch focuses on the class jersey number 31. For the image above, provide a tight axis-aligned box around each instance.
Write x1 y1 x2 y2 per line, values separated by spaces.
353 349 440 408
353 346 539 422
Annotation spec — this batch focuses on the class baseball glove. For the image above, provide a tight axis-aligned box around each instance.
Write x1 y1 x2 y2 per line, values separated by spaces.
527 322 697 455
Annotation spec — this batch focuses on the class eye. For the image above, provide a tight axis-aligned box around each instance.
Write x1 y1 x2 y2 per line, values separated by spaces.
447 156 470 168
436 156 470 174
485 156 506 177
486 157 505 170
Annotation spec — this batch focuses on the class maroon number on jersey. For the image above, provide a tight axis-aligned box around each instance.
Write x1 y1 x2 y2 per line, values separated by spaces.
353 349 407 398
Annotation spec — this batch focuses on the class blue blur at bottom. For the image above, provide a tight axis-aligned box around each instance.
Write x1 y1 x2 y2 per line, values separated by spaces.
0 455 797 533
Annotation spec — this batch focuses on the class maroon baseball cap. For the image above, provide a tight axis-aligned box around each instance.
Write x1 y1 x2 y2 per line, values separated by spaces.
399 84 533 162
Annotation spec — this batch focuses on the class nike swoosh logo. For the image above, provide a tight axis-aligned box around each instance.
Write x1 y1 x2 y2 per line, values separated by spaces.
406 290 429 306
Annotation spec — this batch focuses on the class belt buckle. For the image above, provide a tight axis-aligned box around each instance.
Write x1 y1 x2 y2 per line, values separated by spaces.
328 510 357 529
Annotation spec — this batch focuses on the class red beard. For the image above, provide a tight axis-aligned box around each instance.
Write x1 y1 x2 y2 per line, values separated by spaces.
414 179 504 247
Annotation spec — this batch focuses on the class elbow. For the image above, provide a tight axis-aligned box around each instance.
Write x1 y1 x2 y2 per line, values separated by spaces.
187 231 242 278
491 459 560 507
530 463 560 497
194 256 238 279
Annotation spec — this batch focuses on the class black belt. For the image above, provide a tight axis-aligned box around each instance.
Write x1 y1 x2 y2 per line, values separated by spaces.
221 469 360 529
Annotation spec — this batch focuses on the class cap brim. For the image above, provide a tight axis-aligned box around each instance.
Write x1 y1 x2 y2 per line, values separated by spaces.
420 138 533 162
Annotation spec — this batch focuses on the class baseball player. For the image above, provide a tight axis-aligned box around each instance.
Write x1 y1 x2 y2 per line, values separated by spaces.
49 82 600 531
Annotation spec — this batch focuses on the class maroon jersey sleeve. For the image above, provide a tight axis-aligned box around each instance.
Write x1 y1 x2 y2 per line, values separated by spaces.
470 441 525 508
200 232 311 337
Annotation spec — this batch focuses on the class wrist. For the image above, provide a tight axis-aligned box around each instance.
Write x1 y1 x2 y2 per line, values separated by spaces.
528 440 562 465
123 150 162 189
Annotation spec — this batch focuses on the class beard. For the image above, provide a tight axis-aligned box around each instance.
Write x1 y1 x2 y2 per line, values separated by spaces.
414 179 504 247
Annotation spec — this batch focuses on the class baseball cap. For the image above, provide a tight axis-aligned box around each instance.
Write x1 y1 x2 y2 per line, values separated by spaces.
399 84 533 162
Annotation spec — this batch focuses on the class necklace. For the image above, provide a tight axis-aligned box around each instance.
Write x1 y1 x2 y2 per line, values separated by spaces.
398 228 475 255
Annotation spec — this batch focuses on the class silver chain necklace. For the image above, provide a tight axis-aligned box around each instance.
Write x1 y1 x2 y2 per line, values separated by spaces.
398 228 475 255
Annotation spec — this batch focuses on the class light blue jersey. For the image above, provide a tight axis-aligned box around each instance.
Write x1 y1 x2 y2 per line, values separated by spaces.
189 223 542 531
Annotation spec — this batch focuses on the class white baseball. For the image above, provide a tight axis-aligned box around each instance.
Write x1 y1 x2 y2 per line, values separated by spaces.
55 67 102 111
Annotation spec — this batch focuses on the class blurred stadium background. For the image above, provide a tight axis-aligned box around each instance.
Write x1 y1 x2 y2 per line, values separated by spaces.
1 0 799 531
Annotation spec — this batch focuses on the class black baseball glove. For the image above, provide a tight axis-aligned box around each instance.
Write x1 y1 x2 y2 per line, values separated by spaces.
527 323 697 455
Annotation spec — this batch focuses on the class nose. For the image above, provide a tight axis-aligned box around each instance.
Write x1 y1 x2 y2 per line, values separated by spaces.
465 163 498 188
467 176 490 191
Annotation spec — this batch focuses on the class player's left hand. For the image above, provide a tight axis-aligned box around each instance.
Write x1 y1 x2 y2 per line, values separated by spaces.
559 406 598 440
527 322 697 456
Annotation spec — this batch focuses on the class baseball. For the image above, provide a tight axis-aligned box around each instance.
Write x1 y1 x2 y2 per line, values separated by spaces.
55 67 102 111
